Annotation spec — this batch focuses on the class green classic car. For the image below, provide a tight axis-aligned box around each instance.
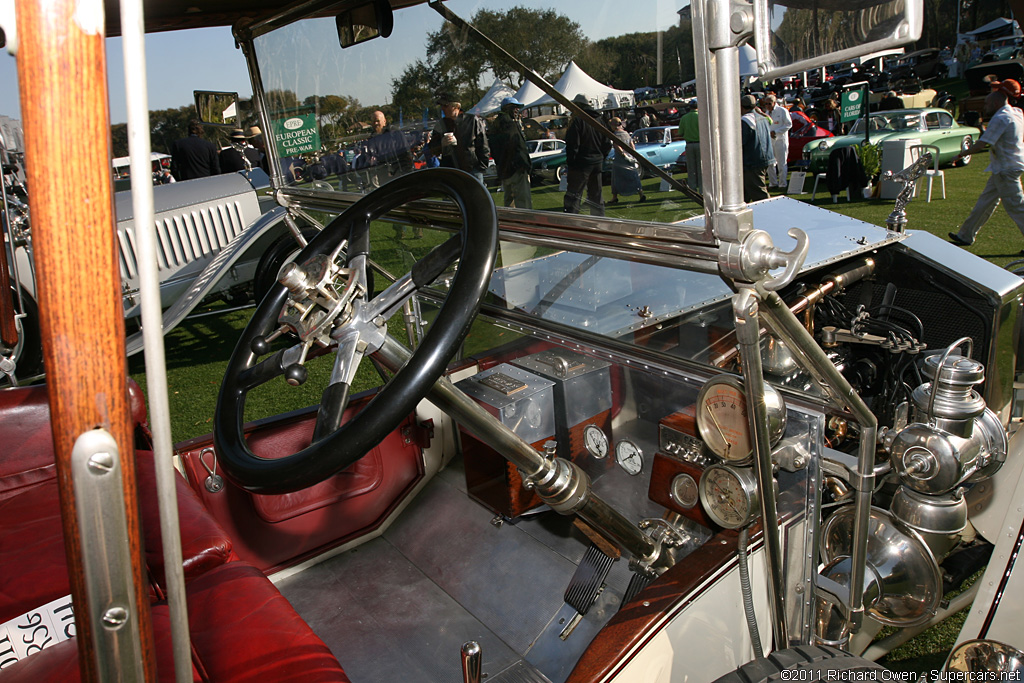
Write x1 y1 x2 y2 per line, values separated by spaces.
805 107 980 174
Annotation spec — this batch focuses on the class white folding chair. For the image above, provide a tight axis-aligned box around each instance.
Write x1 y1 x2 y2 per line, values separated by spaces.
910 144 945 202
811 172 850 203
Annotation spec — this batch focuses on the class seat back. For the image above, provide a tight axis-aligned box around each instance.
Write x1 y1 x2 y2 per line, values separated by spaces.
910 144 941 171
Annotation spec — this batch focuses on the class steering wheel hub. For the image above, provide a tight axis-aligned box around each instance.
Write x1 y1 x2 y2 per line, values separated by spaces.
214 169 498 493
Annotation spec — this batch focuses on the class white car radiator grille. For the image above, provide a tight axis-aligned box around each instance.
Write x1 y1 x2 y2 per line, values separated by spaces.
117 200 248 279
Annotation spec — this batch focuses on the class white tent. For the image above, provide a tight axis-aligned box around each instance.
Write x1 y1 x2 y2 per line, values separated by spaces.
468 79 517 116
523 62 635 111
963 17 1020 40
512 79 547 109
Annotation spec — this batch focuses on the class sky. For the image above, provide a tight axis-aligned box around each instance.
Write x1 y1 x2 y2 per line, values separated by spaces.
0 0 686 126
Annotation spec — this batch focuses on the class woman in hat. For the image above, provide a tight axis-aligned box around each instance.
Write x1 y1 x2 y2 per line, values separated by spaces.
608 117 645 204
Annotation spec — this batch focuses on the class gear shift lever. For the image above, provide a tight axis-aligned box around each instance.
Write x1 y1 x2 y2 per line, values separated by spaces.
461 641 481 683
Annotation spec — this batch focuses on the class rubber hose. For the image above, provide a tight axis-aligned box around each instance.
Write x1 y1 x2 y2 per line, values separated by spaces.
738 526 764 660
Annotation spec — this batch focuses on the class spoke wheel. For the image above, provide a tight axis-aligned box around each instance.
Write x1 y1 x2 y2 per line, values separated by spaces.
214 169 497 493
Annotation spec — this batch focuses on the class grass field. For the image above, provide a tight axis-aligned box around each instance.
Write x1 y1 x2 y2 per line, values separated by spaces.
129 149 1016 668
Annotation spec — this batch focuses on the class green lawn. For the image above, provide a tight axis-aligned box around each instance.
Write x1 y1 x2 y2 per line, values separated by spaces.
137 153 1017 442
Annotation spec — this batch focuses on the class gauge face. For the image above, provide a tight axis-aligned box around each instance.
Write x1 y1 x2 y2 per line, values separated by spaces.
698 464 759 529
695 376 787 463
614 439 644 476
696 376 751 462
670 473 699 508
583 424 609 459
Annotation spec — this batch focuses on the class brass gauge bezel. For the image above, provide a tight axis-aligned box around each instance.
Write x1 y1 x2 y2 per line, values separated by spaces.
695 375 787 463
698 463 760 529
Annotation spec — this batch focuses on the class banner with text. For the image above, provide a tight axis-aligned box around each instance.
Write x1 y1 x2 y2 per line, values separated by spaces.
840 89 865 123
272 112 321 157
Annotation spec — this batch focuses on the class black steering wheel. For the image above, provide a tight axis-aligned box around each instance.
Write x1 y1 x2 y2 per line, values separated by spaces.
214 169 498 493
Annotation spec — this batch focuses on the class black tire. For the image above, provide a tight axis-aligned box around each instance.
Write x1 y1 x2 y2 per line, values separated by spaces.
711 645 886 683
555 164 567 184
252 227 320 305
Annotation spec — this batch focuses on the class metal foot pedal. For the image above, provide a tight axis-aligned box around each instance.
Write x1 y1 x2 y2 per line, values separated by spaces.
559 545 615 639
621 571 654 607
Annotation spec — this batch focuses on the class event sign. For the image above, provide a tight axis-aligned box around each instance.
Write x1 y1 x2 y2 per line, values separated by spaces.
272 113 321 157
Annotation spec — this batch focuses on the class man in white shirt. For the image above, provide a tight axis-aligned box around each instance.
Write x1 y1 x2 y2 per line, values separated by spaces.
949 79 1024 247
762 94 793 189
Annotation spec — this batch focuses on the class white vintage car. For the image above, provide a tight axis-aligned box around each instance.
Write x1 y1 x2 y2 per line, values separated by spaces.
2 140 309 382
2 0 1023 682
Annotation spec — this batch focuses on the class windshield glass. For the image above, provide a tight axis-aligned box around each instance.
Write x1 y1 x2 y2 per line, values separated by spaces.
252 1 702 223
850 111 922 136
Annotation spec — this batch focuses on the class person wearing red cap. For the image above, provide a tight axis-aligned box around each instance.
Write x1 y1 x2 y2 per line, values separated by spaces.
949 79 1024 248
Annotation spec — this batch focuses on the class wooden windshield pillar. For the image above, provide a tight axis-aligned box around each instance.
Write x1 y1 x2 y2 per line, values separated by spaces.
14 0 156 679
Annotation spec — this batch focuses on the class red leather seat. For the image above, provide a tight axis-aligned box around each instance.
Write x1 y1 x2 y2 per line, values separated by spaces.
1 561 350 682
0 383 349 679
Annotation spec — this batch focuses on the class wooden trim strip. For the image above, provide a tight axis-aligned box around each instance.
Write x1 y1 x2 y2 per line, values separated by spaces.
15 0 156 678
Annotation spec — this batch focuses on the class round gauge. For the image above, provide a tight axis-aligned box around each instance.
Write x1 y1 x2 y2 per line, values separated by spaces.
583 424 609 459
670 473 699 508
698 464 760 529
614 439 644 476
695 375 787 463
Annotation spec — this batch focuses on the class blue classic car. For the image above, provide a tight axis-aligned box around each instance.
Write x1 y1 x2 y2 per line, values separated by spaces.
631 126 687 174
532 125 687 184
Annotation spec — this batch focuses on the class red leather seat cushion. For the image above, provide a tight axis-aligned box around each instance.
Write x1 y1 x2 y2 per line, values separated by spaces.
135 450 235 586
0 450 234 624
0 381 147 502
0 562 349 681
184 562 349 681
0 479 68 624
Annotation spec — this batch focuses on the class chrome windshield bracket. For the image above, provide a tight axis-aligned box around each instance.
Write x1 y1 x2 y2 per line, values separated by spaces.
733 289 789 649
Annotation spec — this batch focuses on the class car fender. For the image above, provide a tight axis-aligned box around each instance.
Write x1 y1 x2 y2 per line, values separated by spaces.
124 205 291 356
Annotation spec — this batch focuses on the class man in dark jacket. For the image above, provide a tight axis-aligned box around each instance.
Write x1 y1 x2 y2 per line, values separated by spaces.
488 97 532 209
563 94 612 215
170 120 220 180
219 128 251 173
740 95 773 203
429 95 491 184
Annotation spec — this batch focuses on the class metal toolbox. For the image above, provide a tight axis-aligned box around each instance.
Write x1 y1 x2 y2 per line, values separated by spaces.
512 348 613 474
455 363 556 518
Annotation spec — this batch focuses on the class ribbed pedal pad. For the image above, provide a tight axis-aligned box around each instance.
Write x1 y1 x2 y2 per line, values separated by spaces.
621 571 653 607
564 545 615 615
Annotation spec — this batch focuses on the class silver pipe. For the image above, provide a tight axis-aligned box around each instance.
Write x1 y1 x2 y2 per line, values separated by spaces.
375 336 659 564
715 44 745 213
760 290 876 628
118 0 191 679
734 289 788 648
237 37 283 191
690 0 718 222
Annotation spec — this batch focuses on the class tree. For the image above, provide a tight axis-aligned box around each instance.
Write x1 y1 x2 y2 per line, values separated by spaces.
408 6 586 102
303 93 363 141
390 59 451 123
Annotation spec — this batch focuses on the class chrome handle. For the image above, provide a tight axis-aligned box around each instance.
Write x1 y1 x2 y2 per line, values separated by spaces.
461 641 481 683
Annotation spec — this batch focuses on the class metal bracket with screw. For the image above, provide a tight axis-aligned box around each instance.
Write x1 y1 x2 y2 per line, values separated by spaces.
70 428 146 680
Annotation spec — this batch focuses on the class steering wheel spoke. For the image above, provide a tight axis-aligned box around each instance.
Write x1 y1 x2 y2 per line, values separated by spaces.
214 170 497 493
